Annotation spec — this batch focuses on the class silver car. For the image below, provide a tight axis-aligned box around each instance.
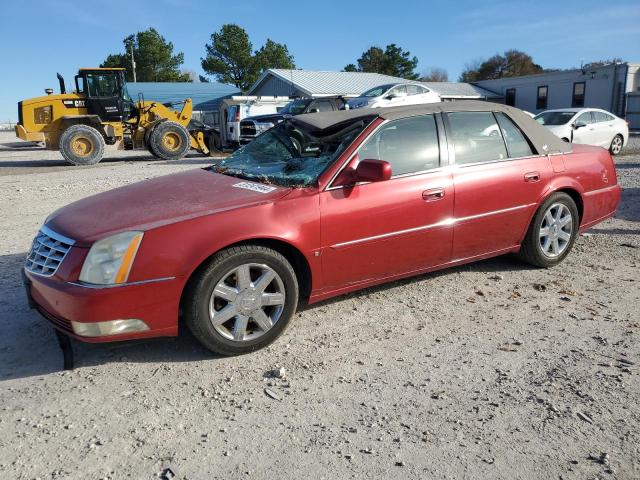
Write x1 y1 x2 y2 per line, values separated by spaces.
534 108 629 155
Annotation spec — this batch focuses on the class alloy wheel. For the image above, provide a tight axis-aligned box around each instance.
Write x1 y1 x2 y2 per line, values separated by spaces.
209 263 285 342
611 136 622 155
539 203 573 258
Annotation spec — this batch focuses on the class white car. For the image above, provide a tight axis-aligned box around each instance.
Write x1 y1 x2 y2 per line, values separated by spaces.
348 83 441 109
534 108 629 155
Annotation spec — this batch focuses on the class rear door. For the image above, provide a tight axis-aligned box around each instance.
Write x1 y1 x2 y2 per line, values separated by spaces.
444 111 551 260
592 111 616 147
320 114 453 289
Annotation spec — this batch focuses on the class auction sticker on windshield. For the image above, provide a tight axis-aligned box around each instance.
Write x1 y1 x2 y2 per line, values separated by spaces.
233 182 278 193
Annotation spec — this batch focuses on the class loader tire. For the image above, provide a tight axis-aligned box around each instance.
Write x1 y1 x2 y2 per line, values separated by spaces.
144 124 161 159
59 124 105 166
149 121 190 160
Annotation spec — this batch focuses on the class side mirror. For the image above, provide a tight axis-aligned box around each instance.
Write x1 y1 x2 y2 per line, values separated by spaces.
385 93 396 100
355 159 392 182
573 121 586 129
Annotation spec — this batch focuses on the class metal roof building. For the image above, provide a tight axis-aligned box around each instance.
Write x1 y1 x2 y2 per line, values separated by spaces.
247 69 501 100
126 81 240 110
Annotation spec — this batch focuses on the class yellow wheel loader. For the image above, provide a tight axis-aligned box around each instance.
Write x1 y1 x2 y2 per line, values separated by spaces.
15 68 209 165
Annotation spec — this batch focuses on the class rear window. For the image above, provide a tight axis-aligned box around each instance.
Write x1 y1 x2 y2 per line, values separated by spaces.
495 112 535 158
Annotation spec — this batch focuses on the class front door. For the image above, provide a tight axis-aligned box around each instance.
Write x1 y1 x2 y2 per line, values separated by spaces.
572 111 598 145
320 114 454 290
445 111 552 260
83 72 126 122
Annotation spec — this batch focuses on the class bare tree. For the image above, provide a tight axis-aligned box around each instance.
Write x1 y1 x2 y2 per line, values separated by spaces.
421 67 449 82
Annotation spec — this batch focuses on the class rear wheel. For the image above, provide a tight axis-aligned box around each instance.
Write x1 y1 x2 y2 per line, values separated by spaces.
149 121 190 160
184 245 299 356
609 134 623 155
518 192 579 268
59 124 105 166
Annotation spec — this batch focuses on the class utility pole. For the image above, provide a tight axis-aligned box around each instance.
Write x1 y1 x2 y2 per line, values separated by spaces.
131 43 137 82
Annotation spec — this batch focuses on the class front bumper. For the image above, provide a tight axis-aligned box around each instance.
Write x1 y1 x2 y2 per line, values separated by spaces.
23 268 182 343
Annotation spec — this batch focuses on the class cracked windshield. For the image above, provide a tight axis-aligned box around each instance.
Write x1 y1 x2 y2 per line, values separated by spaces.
212 118 372 187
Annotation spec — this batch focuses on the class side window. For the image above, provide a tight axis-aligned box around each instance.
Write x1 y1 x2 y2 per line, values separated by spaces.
314 100 334 112
406 85 420 96
495 112 535 158
358 115 440 176
446 111 508 165
389 85 407 98
594 111 614 122
576 111 594 124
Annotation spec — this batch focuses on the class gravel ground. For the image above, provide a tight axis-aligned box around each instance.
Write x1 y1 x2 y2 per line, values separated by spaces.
0 132 638 480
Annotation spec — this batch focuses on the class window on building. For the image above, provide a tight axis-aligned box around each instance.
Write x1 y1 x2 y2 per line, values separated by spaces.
572 82 586 108
536 86 548 110
446 111 508 165
505 88 516 106
495 112 535 158
358 115 440 176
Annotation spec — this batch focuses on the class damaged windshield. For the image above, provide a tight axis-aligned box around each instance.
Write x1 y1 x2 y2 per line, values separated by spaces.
211 117 373 187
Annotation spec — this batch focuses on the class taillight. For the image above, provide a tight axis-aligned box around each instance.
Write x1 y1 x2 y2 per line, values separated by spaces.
235 110 240 122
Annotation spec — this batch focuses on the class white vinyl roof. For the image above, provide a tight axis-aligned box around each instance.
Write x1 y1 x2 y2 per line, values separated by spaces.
249 69 501 99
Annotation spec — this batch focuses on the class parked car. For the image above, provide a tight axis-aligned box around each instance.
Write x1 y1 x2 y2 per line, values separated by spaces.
534 108 629 154
239 96 346 144
24 102 621 357
348 83 441 109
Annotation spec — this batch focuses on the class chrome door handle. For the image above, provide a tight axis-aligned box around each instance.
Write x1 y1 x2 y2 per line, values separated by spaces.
422 188 445 201
524 172 540 182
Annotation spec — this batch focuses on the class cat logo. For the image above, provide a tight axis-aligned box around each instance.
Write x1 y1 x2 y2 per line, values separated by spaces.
62 100 86 108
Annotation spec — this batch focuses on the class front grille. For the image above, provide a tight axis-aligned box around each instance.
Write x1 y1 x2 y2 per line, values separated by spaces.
25 227 75 277
240 122 256 137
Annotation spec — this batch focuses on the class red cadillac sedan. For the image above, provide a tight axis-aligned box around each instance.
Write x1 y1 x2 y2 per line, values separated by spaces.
23 101 621 356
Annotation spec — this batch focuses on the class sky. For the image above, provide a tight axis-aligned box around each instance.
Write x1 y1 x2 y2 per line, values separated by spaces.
1 0 639 122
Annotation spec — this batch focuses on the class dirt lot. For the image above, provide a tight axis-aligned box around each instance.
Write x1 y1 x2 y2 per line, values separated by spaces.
0 131 638 480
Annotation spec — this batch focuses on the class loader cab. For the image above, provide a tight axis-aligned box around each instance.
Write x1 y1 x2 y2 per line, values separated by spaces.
74 68 133 122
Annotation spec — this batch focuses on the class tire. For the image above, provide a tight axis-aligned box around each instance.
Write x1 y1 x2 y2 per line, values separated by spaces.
59 124 105 166
144 124 161 159
518 192 579 268
149 121 190 160
208 131 222 154
609 134 623 155
184 245 299 356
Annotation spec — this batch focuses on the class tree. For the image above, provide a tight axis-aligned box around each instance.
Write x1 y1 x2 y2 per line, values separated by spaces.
101 28 190 82
201 24 295 91
459 49 543 82
421 67 449 82
343 44 419 79
254 39 295 73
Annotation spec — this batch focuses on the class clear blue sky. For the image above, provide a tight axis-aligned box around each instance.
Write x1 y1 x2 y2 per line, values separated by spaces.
1 0 638 122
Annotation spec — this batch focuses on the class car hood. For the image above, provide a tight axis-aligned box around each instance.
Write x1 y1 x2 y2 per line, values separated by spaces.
45 169 291 246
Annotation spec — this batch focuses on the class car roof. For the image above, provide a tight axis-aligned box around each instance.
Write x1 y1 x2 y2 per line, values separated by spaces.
292 100 572 154
539 107 613 114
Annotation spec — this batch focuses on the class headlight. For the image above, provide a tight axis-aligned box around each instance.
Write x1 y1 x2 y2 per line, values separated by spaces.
79 231 143 285
255 122 273 133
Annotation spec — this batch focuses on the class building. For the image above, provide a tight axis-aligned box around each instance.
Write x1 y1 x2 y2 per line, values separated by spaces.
472 62 640 129
248 69 501 101
126 81 240 113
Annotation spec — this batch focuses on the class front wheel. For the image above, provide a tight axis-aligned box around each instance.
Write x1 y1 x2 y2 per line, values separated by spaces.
518 192 579 268
609 134 623 155
149 121 190 160
184 245 299 355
